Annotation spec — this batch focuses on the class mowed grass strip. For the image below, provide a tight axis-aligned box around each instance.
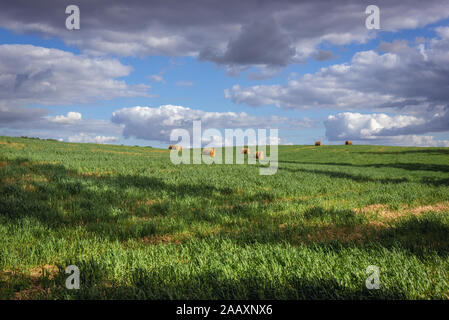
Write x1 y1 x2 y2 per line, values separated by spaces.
0 136 449 299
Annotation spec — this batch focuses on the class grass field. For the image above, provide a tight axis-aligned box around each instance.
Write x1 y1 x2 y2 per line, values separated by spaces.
1 135 448 299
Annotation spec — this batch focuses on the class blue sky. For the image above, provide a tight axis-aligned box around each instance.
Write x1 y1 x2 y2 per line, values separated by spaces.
1 1 449 148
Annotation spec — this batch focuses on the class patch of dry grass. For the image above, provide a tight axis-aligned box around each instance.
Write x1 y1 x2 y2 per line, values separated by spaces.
0 141 25 149
355 202 449 220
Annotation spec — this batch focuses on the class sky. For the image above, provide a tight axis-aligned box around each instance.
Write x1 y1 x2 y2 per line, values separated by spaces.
1 0 449 148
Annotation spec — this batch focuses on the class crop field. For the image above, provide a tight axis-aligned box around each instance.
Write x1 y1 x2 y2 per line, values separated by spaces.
0 135 449 300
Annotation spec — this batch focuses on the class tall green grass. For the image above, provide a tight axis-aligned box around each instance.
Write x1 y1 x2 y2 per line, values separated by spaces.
1 136 448 299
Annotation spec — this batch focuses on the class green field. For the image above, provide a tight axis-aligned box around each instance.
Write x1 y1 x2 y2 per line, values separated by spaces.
1 136 448 299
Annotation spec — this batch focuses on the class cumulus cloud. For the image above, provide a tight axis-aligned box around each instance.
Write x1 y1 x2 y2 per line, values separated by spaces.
50 112 82 124
199 18 296 67
111 104 313 142
230 30 449 107
0 44 150 108
0 107 123 143
1 0 449 73
226 44 448 111
324 112 449 147
398 135 449 147
67 133 120 144
0 44 150 143
227 31 449 139
324 112 424 140
367 135 449 147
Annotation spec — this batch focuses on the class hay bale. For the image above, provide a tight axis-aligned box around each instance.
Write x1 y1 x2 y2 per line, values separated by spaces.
345 140 353 145
169 144 182 151
202 148 215 157
315 141 322 146
255 151 264 160
241 148 250 154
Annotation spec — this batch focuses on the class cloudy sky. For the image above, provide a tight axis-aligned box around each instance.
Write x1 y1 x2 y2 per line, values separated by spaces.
1 0 449 147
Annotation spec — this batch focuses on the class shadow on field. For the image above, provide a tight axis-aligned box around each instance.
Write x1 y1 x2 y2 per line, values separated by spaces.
1 158 449 257
126 270 408 300
278 166 410 184
0 158 236 240
278 160 449 174
373 216 449 256
354 149 449 156
44 264 408 300
277 160 449 186
4 263 410 300
420 177 449 186
216 210 449 257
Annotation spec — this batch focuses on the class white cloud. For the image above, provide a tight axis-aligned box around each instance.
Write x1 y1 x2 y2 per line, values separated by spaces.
227 33 449 112
0 107 123 143
398 135 449 147
67 133 120 144
227 32 449 141
1 1 449 72
50 112 82 124
365 135 449 147
324 112 425 140
324 112 449 147
0 44 150 108
111 104 311 142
